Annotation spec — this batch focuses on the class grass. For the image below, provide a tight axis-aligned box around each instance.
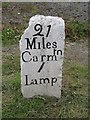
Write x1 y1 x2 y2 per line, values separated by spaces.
2 2 89 118
2 3 9 8
2 21 88 46
2 21 88 118
32 5 39 15
2 52 88 118
2 27 22 46
65 21 88 42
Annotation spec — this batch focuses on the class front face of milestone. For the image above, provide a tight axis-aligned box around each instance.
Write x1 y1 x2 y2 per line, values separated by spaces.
20 15 65 98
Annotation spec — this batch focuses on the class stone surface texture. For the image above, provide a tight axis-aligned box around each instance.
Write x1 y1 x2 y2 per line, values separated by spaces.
20 15 65 98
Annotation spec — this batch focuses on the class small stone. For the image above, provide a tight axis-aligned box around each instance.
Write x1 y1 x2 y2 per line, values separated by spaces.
17 12 21 15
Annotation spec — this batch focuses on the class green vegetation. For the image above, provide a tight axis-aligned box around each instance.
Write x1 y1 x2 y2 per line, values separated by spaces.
2 52 88 118
2 27 21 46
2 21 88 46
66 21 88 42
2 2 89 118
32 5 39 15
2 2 9 8
2 20 88 118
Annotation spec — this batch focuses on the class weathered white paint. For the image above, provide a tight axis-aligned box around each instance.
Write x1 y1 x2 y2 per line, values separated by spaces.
20 15 65 98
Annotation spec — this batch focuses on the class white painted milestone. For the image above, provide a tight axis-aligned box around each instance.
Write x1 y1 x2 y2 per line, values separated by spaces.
20 15 65 98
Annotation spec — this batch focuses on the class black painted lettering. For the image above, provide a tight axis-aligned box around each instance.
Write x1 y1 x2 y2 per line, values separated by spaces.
38 62 45 72
33 55 38 62
30 79 38 85
25 37 37 50
33 24 44 36
22 51 32 62
40 78 50 84
42 37 45 49
53 49 57 55
25 75 30 85
46 42 51 49
47 55 57 61
57 50 62 55
38 42 41 49
41 55 46 62
51 77 57 86
52 42 57 48
46 25 51 37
